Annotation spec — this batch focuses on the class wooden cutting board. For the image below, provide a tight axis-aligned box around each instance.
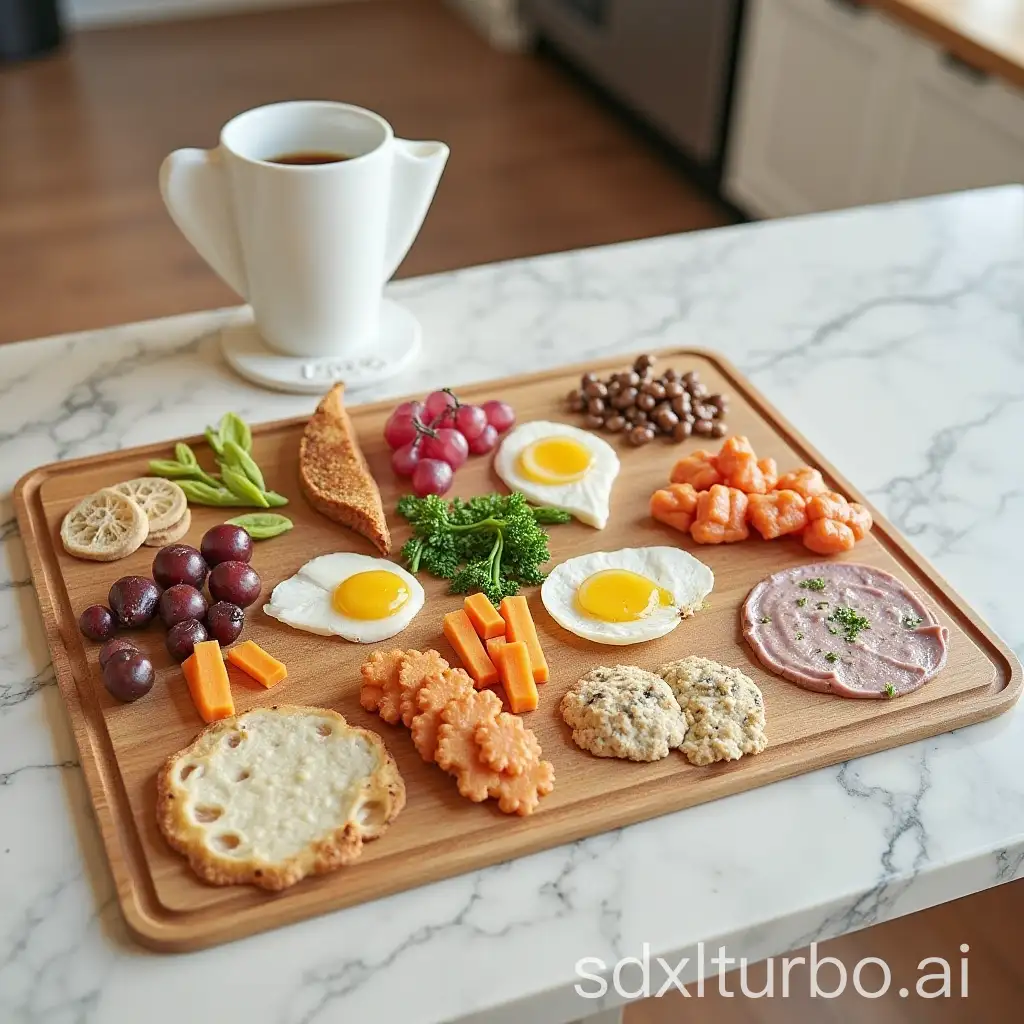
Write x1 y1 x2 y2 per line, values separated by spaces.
14 349 1020 952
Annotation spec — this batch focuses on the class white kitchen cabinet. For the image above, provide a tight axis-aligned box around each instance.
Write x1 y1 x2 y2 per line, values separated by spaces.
726 0 1024 217
875 33 1024 200
725 0 908 217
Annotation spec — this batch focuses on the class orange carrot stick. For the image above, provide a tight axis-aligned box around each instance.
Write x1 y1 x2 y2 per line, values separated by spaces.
486 635 508 666
498 641 538 714
182 641 234 723
443 609 499 688
225 640 287 688
499 595 549 684
463 592 506 640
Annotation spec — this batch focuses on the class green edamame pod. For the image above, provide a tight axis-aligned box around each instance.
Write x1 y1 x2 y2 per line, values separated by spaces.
262 490 290 507
221 439 266 492
204 425 225 459
225 513 294 539
219 412 252 454
174 442 199 467
221 465 270 507
177 480 240 506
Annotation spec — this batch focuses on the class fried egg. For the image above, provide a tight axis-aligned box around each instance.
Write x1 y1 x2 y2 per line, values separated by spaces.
541 546 714 645
494 421 620 528
263 553 424 643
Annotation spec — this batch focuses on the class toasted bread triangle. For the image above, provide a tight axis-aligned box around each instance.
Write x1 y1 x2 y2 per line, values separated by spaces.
299 383 391 555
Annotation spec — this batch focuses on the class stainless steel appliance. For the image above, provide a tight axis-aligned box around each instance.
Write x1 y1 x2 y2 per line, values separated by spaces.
525 0 745 184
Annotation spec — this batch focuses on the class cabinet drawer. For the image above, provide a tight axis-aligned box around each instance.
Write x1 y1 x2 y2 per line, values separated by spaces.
725 0 908 217
878 31 1024 199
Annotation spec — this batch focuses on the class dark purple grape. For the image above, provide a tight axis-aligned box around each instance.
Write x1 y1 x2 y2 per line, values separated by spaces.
205 601 245 645
102 650 154 702
78 604 116 642
108 576 161 629
152 544 208 590
159 584 208 629
166 619 208 662
200 525 253 567
98 637 139 669
208 561 261 608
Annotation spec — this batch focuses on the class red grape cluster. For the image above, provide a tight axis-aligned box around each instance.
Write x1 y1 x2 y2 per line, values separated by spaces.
385 389 516 497
77 524 262 702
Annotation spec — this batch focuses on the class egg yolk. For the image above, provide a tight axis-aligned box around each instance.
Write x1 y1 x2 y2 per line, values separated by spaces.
576 569 674 622
518 436 593 485
333 570 409 620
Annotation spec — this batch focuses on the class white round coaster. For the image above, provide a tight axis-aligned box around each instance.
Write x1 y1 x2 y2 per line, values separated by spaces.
220 300 422 394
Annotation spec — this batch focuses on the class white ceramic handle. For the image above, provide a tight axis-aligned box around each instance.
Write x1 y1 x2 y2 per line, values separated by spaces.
384 139 450 282
159 148 249 300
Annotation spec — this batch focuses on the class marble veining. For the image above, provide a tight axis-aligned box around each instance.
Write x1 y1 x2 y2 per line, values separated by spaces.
1 187 1023 1024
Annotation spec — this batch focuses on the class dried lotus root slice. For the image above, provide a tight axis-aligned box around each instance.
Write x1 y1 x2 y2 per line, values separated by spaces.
410 668 475 762
398 649 449 728
474 713 542 776
143 507 192 547
360 649 406 719
435 690 503 801
111 477 187 533
60 488 148 562
489 757 555 817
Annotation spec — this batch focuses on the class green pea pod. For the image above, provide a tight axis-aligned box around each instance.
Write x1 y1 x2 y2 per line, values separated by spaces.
204 425 225 460
177 480 240 506
262 490 290 507
148 459 221 488
225 513 294 539
221 439 266 491
221 465 270 507
174 442 199 467
219 412 252 454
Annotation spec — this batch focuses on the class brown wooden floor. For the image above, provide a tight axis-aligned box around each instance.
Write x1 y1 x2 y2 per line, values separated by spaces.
1 1 1021 1020
0 0 731 346
629 881 1024 1023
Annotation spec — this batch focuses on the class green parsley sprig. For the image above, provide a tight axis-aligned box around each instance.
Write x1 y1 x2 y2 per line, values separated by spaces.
828 605 871 643
396 492 571 604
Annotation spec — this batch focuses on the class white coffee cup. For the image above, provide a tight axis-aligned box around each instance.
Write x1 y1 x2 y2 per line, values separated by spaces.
160 101 449 360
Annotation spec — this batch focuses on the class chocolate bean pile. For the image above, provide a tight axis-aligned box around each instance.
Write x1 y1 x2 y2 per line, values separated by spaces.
566 355 728 446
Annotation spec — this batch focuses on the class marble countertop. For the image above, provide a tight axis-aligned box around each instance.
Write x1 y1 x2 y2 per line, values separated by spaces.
2 186 1023 1024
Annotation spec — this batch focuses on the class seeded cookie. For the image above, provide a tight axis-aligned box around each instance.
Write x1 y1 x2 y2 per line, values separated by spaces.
658 656 767 766
560 665 686 762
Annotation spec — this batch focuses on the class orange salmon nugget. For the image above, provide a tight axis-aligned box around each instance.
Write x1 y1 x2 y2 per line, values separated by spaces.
847 502 873 541
775 466 828 499
747 489 808 540
410 668 475 762
806 490 851 522
716 436 776 493
650 482 699 534
691 484 749 544
804 517 856 554
670 450 722 491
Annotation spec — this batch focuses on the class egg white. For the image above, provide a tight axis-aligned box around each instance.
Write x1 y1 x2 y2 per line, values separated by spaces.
541 546 714 645
494 420 620 529
263 552 425 643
